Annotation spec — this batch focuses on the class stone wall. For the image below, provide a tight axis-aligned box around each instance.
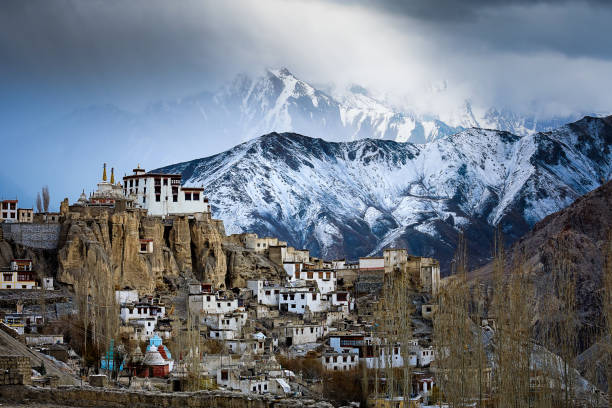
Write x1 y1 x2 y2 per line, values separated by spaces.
0 356 31 385
1 223 61 250
0 385 334 408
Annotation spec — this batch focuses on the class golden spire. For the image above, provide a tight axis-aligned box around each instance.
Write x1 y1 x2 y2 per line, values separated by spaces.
110 167 115 184
103 163 107 181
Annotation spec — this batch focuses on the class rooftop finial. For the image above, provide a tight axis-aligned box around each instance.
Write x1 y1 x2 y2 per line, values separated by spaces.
110 167 115 184
103 163 107 181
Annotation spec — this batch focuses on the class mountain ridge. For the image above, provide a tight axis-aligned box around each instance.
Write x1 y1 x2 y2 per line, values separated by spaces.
154 115 612 274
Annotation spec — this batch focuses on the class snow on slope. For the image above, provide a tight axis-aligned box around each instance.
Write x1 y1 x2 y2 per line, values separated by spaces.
155 116 612 274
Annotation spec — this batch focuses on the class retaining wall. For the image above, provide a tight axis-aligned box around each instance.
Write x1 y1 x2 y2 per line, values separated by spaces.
0 356 31 385
1 223 61 249
0 385 334 408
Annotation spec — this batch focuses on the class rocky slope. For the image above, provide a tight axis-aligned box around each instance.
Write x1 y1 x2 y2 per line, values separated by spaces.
472 180 612 390
155 115 612 274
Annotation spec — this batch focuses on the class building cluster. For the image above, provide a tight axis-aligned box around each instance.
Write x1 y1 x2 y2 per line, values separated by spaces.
100 225 441 402
0 199 34 223
0 259 54 292
1 164 446 406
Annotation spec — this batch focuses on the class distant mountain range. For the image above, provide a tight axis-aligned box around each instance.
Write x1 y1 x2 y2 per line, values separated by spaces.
154 115 612 274
31 67 605 154
15 66 608 212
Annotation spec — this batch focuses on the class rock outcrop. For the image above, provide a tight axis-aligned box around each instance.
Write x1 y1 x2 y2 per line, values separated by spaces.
190 219 227 287
55 212 232 292
224 243 286 288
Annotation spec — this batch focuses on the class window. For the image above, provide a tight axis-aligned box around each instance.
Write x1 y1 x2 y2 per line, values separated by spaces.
274 290 279 294
143 196 146 203
206 296 211 301
144 187 146 193
155 195 160 202
193 193 200 200
173 195 178 202
185 192 192 200
21 285 26 289
291 304 296 309
221 370 228 380
3 274 12 281
140 243 147 252
227 302 231 307
301 294 305 299
310 327 314 333
265 290 271 296
163 178 168 185
135 179 139 186
129 180 133 187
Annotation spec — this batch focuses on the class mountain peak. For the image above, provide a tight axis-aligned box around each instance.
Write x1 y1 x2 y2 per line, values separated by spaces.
268 67 296 79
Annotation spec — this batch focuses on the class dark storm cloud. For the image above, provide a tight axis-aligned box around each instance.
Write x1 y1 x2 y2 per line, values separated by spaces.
0 1 242 100
1 0 611 117
340 0 612 60
351 0 612 21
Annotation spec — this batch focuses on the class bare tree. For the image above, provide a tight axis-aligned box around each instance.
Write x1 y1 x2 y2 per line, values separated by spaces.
42 186 50 212
603 231 612 401
433 233 484 407
36 193 42 213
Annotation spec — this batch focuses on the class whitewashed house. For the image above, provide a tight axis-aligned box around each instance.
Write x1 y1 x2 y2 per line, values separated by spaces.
278 324 326 346
279 285 328 314
122 165 211 217
188 292 240 315
322 351 359 371
247 280 282 307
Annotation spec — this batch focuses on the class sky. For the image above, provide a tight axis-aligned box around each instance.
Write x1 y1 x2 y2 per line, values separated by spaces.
1 0 612 207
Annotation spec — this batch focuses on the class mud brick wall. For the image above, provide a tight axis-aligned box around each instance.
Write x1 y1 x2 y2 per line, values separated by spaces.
0 356 31 385
1 223 61 249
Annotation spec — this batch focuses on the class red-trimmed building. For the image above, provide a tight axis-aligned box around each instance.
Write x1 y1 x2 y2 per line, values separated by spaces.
0 200 18 222
122 165 211 217
1 259 37 289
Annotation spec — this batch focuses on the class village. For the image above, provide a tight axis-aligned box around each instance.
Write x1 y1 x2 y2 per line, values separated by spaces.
0 163 448 407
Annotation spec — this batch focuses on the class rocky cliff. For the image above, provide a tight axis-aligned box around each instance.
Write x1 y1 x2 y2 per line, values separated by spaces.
55 211 233 293
1 209 284 294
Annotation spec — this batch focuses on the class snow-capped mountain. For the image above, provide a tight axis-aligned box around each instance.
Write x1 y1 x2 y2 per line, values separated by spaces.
154 115 612 274
148 67 600 144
